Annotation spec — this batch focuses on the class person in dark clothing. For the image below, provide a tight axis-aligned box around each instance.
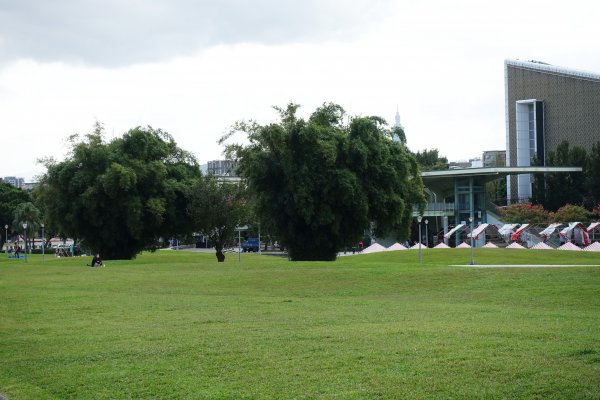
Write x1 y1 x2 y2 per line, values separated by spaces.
90 253 103 267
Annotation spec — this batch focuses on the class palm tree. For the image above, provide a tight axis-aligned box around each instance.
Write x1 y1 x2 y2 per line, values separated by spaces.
12 202 42 254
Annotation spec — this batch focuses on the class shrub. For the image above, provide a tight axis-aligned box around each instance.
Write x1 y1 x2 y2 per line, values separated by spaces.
497 203 552 223
593 204 600 219
553 204 592 223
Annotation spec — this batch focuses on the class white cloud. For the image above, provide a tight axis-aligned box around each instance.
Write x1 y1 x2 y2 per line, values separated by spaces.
0 0 599 180
0 0 392 66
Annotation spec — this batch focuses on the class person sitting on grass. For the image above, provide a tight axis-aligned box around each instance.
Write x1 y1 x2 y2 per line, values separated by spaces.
90 253 103 267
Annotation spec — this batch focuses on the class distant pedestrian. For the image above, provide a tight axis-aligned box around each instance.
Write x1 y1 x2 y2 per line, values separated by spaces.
90 253 103 267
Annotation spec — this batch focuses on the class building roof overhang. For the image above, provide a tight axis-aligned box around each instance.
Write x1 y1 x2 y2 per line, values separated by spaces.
421 166 583 195
505 59 600 82
422 166 582 179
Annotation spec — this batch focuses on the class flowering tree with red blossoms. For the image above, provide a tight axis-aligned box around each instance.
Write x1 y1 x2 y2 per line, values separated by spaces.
497 203 552 224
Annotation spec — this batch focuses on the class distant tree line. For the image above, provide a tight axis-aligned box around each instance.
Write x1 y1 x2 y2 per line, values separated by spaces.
532 140 600 211
1 103 427 262
5 113 594 262
413 149 449 171
498 202 597 224
498 139 600 223
0 181 36 251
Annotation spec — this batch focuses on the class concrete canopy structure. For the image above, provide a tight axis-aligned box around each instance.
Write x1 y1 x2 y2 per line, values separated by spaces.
421 167 582 220
418 166 582 242
505 59 600 201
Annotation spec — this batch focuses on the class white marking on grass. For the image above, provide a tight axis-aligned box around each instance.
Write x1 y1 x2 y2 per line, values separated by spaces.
452 264 600 268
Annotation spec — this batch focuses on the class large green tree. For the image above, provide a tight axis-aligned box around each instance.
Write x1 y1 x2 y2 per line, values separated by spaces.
0 181 31 249
223 103 426 261
532 140 588 211
37 123 200 259
486 177 507 205
188 175 249 262
585 141 600 207
414 148 448 171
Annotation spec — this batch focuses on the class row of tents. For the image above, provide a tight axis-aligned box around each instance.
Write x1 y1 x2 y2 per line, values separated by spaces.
439 221 600 249
359 221 600 253
360 234 600 254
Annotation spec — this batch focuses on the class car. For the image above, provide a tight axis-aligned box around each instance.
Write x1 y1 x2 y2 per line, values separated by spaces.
241 238 260 252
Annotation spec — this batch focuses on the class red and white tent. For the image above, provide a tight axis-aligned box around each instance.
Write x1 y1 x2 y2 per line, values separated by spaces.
559 222 589 246
510 224 530 241
361 243 387 254
443 224 466 239
498 224 519 243
386 242 408 251
498 223 519 236
467 223 502 240
584 242 600 252
587 222 600 232
587 222 600 243
467 223 489 239
539 223 562 240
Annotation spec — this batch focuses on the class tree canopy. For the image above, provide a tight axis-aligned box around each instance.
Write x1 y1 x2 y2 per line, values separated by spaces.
586 141 600 207
498 202 594 224
223 103 426 261
414 148 448 171
37 123 201 259
0 181 31 248
12 201 42 233
188 175 249 262
532 140 588 211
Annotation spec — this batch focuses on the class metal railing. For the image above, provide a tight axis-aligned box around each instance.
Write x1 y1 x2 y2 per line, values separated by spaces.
413 202 455 216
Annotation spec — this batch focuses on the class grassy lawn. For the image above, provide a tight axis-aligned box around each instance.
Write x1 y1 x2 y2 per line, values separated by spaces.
1 249 599 399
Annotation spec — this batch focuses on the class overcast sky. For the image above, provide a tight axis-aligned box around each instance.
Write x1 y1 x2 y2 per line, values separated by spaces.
1 0 599 180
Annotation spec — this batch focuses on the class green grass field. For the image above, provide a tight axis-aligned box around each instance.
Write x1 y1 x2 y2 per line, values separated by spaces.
1 249 599 399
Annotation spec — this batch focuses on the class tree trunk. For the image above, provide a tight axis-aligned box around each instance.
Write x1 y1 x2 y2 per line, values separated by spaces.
214 242 225 262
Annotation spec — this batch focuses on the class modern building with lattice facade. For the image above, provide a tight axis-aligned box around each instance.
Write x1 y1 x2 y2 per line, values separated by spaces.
206 160 237 177
505 59 600 200
482 150 506 168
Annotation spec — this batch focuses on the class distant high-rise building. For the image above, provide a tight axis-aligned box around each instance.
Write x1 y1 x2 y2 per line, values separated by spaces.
392 107 403 142
482 150 506 168
505 59 600 200
2 176 25 189
469 158 483 168
206 160 237 177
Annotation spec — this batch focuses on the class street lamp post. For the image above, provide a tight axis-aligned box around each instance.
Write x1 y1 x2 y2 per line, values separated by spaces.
41 223 45 262
22 222 28 263
258 223 261 255
424 219 429 248
4 224 7 255
417 215 422 264
469 217 474 265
